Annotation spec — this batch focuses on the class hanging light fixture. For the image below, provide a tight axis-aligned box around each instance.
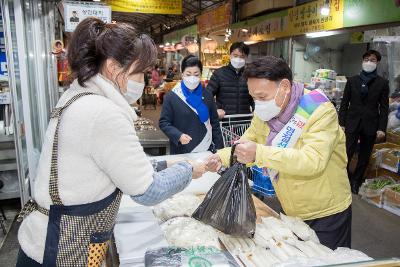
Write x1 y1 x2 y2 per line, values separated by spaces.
204 34 213 41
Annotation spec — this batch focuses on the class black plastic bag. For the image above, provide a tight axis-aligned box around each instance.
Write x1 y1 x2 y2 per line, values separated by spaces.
192 144 256 237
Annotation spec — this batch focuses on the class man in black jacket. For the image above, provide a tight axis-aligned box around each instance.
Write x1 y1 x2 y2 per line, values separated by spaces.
207 42 254 118
339 50 389 194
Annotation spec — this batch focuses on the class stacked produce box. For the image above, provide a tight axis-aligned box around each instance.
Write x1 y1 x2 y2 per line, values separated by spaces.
363 142 400 215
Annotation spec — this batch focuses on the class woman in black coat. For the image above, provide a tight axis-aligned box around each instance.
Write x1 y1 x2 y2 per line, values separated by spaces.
159 56 224 154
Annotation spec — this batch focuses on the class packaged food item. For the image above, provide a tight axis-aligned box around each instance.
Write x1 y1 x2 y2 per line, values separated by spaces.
239 247 280 267
152 193 202 222
280 213 319 243
161 217 220 248
145 246 239 267
259 216 296 241
219 234 256 254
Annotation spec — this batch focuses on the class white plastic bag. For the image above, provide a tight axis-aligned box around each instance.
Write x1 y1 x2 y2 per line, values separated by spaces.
153 193 202 222
161 217 220 248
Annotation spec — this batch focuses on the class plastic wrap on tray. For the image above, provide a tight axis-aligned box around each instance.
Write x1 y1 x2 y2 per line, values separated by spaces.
152 193 202 222
219 234 256 254
280 213 319 243
161 217 220 249
145 246 239 267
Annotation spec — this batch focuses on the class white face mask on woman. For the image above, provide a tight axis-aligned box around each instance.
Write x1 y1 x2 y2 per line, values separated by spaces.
123 79 145 104
254 84 287 121
183 76 200 90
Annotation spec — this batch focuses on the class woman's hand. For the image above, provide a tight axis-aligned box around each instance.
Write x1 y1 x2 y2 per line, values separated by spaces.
180 134 192 145
205 154 222 172
217 109 226 119
187 160 206 179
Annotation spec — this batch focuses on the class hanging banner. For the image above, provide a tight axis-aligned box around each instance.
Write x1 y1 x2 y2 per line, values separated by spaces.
286 0 344 35
64 2 111 32
231 0 344 42
344 0 400 27
106 0 182 15
231 10 288 43
197 3 232 36
163 25 197 44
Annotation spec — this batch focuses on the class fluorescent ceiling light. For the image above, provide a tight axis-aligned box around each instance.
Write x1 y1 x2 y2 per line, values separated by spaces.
306 31 335 38
320 6 330 16
204 36 213 41
244 40 258 45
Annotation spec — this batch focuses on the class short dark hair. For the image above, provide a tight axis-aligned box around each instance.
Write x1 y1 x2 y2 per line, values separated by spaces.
230 42 250 56
68 17 157 87
243 56 293 83
363 49 382 62
181 55 203 73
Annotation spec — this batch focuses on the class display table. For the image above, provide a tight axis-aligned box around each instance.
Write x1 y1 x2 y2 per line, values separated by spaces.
136 129 170 156
108 152 400 267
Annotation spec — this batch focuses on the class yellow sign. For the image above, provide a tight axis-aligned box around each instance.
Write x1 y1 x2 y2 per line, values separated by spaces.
197 3 232 35
231 0 344 42
231 14 286 43
286 0 344 34
106 0 182 15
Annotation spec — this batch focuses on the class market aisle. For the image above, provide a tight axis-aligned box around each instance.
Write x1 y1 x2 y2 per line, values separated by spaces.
351 194 400 258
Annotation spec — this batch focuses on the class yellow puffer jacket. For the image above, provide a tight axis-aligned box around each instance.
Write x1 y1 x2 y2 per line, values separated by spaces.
217 101 352 221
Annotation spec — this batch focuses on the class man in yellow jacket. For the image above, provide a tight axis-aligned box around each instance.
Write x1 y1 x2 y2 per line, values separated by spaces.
207 56 352 250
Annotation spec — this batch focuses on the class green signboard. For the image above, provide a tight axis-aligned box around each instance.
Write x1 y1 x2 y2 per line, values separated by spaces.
344 0 400 27
163 24 197 44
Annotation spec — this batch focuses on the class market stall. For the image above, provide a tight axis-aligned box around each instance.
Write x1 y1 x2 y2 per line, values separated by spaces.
108 152 400 267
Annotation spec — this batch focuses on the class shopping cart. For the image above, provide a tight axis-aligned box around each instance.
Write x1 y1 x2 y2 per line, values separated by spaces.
220 114 253 147
220 114 276 198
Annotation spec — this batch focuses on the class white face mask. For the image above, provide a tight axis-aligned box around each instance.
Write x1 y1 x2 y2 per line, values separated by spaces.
183 76 200 90
254 85 287 122
230 57 246 69
362 61 377 73
123 79 145 104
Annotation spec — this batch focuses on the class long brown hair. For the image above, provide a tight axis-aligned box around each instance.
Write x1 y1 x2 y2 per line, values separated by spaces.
68 17 157 87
